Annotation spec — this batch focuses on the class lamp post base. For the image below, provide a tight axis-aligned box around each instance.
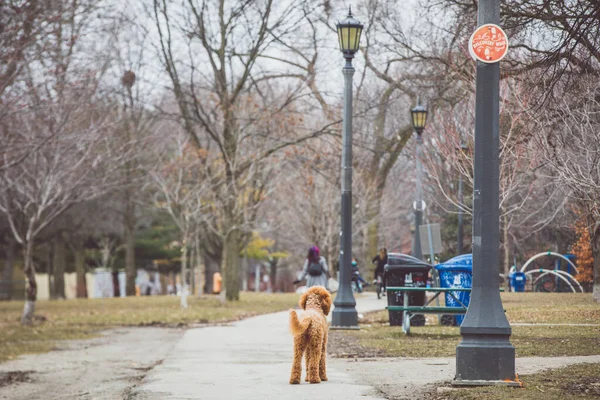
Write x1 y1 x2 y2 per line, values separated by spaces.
455 334 516 383
331 296 358 330
329 324 360 331
453 379 522 387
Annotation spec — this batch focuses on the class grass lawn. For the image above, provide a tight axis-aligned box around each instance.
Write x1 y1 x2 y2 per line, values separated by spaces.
432 363 600 399
0 292 299 363
336 293 600 358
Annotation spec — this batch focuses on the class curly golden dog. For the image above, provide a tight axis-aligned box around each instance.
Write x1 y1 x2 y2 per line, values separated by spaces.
288 286 332 384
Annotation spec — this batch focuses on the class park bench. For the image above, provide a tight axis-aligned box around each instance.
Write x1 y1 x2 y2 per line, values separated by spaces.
386 286 471 335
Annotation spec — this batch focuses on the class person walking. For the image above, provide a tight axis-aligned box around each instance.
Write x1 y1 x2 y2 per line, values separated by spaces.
372 247 388 295
294 245 329 290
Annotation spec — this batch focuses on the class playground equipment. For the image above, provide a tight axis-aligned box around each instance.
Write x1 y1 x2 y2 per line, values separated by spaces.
515 251 583 293
520 251 578 275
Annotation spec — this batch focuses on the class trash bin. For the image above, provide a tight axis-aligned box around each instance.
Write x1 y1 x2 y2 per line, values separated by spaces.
435 254 472 326
385 253 432 327
510 271 526 292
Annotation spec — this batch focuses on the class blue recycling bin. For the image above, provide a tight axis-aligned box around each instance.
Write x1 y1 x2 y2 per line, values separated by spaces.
509 271 527 292
435 254 472 326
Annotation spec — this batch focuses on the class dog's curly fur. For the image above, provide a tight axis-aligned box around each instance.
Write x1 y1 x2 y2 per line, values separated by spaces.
288 286 332 384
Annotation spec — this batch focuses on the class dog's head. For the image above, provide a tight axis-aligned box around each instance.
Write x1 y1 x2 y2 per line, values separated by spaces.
299 286 332 316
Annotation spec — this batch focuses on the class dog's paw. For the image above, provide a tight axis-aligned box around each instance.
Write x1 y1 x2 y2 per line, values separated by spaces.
320 375 328 381
309 378 321 384
289 377 301 385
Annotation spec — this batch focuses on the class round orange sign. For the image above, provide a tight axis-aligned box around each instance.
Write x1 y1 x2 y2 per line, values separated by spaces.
469 24 508 63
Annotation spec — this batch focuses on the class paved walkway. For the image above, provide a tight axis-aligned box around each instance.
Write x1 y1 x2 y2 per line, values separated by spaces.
2 292 599 400
132 293 387 400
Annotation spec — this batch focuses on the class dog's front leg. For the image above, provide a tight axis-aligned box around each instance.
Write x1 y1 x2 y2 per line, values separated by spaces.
290 336 305 384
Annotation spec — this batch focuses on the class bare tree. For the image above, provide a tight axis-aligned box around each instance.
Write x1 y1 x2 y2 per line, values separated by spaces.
434 0 600 105
0 98 126 322
424 82 568 274
0 0 45 103
151 131 209 304
0 0 130 319
534 86 600 301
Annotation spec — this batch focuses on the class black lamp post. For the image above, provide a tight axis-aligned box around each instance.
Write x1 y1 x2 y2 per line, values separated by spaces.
454 0 516 384
331 7 363 329
410 102 428 261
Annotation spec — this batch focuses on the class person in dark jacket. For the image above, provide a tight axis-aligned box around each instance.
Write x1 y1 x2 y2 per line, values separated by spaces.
372 248 388 293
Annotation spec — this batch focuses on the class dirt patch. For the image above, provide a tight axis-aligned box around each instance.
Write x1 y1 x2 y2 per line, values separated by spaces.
0 327 184 400
328 330 389 358
133 321 192 328
122 359 164 400
0 371 33 388
562 375 600 397
424 362 600 400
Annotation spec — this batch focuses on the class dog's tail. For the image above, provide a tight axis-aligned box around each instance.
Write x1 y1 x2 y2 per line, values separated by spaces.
289 309 311 336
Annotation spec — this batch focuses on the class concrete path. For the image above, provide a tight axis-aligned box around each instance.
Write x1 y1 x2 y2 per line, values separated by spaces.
344 355 600 399
132 292 388 400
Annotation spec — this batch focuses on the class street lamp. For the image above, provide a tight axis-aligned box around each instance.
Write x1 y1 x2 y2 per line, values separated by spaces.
454 0 516 385
410 101 428 261
331 6 363 330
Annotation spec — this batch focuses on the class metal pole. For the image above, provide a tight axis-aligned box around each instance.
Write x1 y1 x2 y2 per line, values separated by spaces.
427 224 442 323
454 0 516 384
332 56 358 329
457 173 464 254
412 135 423 260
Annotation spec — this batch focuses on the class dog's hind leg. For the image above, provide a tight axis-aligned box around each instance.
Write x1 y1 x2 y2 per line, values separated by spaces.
319 331 328 381
307 336 323 384
304 350 311 381
290 336 306 384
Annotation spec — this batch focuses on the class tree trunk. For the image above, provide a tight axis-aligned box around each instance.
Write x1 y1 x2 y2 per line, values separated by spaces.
203 251 220 294
1 238 15 300
366 191 382 277
53 233 66 299
242 250 248 292
180 237 189 308
269 259 279 293
181 238 188 288
195 238 203 296
112 270 120 297
47 244 54 299
592 222 600 303
223 231 240 301
73 240 87 298
124 193 136 296
365 195 381 274
21 240 37 325
190 241 195 295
